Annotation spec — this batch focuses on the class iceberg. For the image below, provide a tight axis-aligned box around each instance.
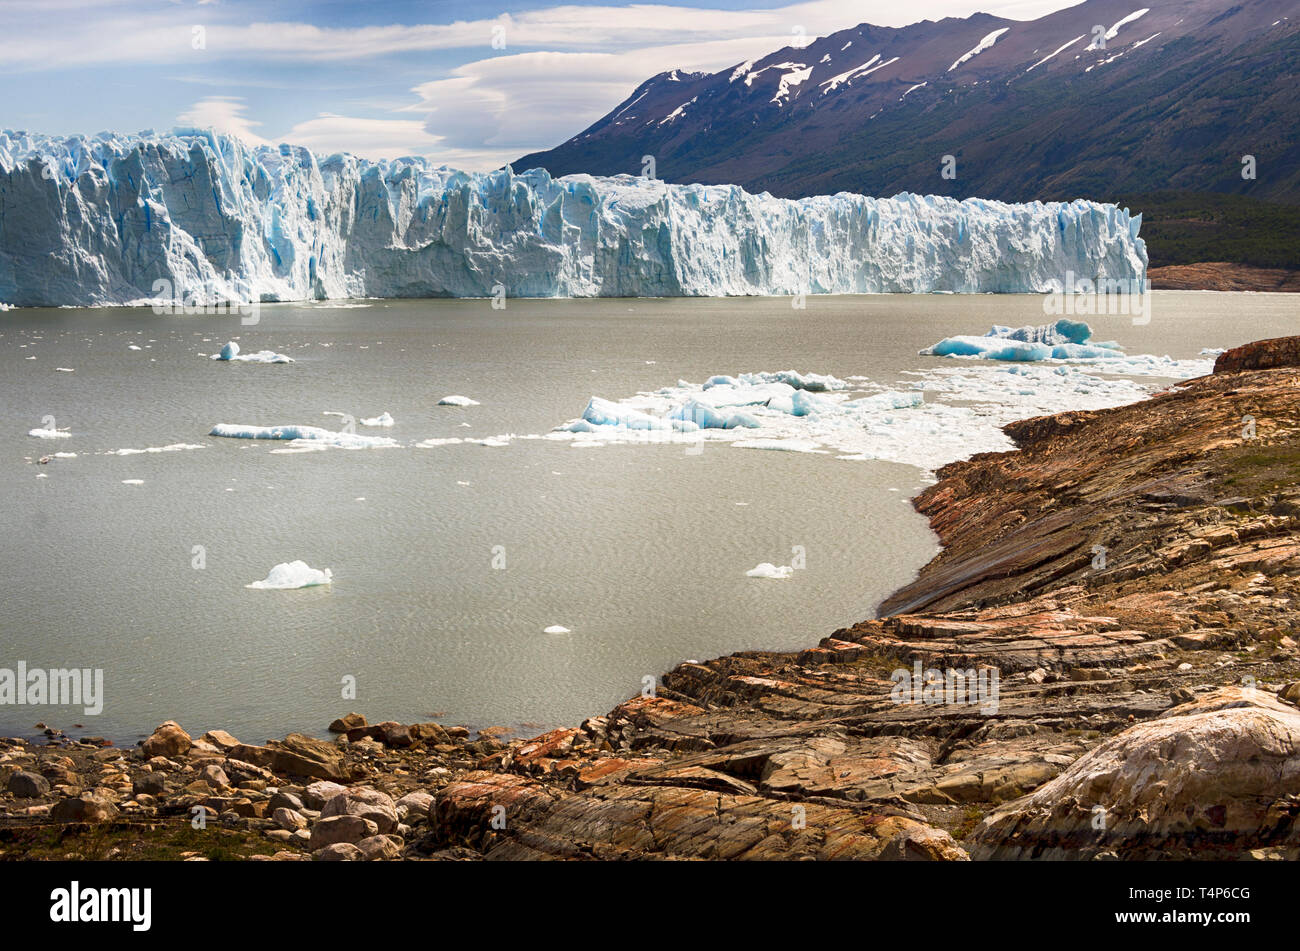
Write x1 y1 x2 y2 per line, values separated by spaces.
247 560 333 590
212 341 294 363
360 411 394 427
28 427 72 438
0 129 1146 306
921 320 1133 362
437 395 480 406
747 563 794 579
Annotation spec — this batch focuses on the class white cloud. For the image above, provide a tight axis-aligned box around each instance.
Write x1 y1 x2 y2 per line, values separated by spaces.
25 1 1082 170
176 97 270 146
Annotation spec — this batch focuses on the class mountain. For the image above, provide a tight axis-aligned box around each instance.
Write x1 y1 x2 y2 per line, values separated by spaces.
515 0 1300 209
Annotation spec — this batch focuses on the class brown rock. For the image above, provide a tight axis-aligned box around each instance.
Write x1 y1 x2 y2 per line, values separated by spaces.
141 721 191 758
50 793 118 823
328 713 366 733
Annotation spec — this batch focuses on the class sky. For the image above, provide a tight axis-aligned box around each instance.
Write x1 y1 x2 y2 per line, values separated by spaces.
0 0 1083 169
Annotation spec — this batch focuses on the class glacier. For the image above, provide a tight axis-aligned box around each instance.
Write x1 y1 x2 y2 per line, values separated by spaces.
0 129 1147 307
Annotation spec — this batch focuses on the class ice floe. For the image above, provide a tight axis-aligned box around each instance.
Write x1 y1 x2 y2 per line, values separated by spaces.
246 561 333 589
542 625 571 634
209 424 398 450
546 325 1213 473
438 395 480 406
28 427 71 438
360 412 394 427
107 443 205 455
747 563 794 579
919 319 1211 377
212 341 294 363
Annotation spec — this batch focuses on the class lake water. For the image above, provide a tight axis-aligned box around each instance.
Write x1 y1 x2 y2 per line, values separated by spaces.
1 292 1294 745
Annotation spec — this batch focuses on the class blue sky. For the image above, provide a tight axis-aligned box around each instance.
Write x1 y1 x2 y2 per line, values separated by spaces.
0 0 1080 168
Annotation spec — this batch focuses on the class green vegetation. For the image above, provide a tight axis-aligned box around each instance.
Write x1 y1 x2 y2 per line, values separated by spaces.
0 820 277 861
1111 192 1300 270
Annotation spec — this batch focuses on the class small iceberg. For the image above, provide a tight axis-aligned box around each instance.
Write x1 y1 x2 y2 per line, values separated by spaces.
746 563 794 579
920 319 1126 362
542 625 571 634
360 412 394 427
210 423 398 449
211 341 294 364
247 560 333 590
563 396 697 433
438 395 479 406
28 427 72 439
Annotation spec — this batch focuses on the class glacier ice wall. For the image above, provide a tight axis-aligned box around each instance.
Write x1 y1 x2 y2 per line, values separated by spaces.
0 129 1146 307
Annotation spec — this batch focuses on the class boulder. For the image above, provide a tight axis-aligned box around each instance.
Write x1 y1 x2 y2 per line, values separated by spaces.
320 787 398 833
141 721 191 758
356 835 403 861
50 793 119 823
1214 336 1300 374
302 780 347 810
272 807 307 831
270 733 348 780
308 814 378 849
198 764 230 788
7 770 50 798
328 713 366 733
970 687 1300 859
132 773 166 797
233 734 348 781
395 791 434 819
199 730 241 751
269 790 304 813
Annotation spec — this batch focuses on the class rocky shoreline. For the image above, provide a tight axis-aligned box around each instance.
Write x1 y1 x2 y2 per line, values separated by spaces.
3 335 1299 861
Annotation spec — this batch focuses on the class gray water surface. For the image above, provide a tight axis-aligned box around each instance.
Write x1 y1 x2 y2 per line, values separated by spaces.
1 292 1293 743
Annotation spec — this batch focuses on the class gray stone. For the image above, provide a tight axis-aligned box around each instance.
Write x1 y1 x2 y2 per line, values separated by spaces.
308 814 378 849
320 786 398 833
7 770 50 798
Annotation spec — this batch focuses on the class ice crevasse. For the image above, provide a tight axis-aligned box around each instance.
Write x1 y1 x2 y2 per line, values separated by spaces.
0 129 1146 306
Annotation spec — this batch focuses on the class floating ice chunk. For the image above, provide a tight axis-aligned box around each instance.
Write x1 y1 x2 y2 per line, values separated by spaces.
575 396 676 431
55 367 74 372
921 320 1133 362
28 427 71 438
109 443 205 455
128 344 141 350
438 395 479 406
246 560 333 589
360 412 394 427
212 341 294 363
542 625 571 634
52 451 76 458
210 423 397 449
747 563 794 579
121 479 144 485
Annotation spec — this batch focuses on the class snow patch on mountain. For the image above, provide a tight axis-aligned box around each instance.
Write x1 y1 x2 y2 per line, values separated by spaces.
1026 35 1086 72
949 28 1010 71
